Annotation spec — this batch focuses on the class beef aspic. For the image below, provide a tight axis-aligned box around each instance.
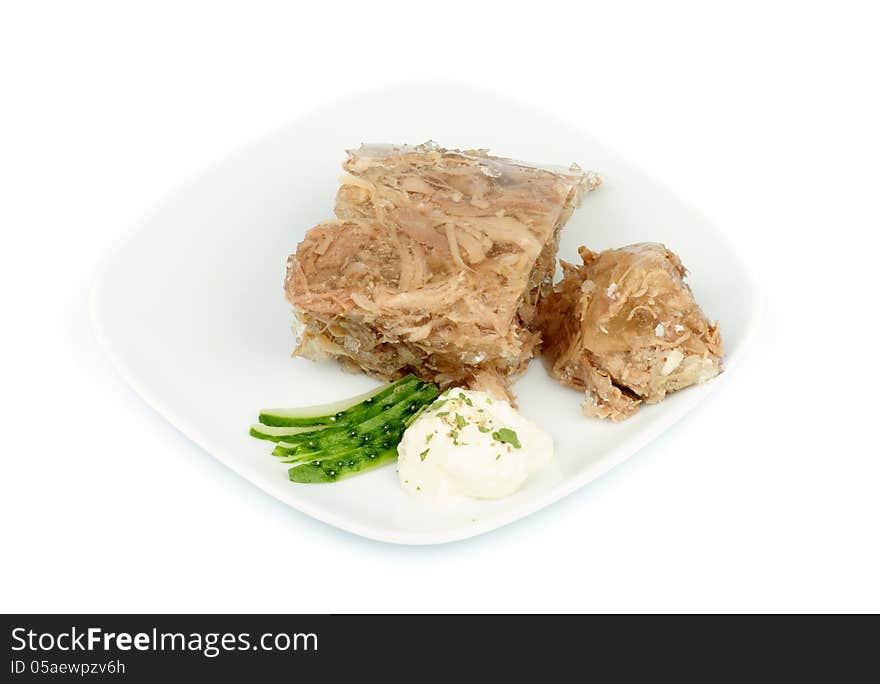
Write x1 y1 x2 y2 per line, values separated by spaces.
286 142 600 401
538 243 723 420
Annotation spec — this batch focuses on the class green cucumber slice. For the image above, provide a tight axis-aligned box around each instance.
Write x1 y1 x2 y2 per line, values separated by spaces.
288 447 399 483
277 425 405 464
249 423 328 442
258 375 420 427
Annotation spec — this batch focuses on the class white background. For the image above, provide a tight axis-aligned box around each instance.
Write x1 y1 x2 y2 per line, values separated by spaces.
2 1 878 613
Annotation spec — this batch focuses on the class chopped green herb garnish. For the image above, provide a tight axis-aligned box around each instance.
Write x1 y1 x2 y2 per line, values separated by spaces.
420 448 430 461
458 393 473 406
496 454 502 460
437 411 449 418
455 413 467 429
486 397 493 404
426 433 434 444
431 399 448 411
478 425 491 433
492 428 521 449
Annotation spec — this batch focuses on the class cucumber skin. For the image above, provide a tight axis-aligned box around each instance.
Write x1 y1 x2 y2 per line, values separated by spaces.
249 424 325 442
258 375 420 427
288 447 399 483
273 383 439 459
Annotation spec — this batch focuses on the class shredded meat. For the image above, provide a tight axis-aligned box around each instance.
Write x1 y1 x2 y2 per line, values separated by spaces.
286 142 600 400
539 243 723 420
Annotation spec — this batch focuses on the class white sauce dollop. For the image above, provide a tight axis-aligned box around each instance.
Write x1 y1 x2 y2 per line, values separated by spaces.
397 389 552 502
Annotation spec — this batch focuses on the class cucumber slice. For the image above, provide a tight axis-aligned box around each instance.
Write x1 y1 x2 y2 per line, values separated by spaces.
249 423 329 442
288 447 399 483
258 375 420 427
273 425 405 463
403 402 429 428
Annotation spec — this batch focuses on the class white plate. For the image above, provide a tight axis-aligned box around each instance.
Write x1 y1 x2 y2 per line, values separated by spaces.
91 82 759 545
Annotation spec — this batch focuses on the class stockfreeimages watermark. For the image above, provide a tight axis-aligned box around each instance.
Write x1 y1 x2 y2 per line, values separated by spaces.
11 626 318 659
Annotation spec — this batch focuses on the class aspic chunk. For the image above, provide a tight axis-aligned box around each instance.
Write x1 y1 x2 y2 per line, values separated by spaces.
539 243 723 420
287 142 599 400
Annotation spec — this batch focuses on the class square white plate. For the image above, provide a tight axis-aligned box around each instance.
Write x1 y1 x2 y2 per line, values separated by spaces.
91 82 759 545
